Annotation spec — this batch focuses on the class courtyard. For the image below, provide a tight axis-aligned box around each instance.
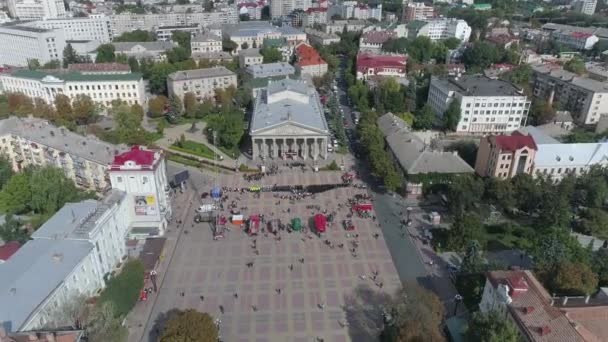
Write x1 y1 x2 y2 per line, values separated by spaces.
141 169 402 342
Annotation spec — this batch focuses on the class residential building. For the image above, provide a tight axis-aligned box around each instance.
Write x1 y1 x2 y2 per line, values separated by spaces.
320 19 366 34
0 69 146 108
222 22 306 53
304 28 339 45
0 24 66 67
0 116 127 191
246 62 295 78
108 146 171 237
479 270 608 342
531 63 608 125
20 14 111 42
0 329 84 342
542 23 608 44
377 112 474 175
270 0 312 18
359 30 395 53
294 42 327 77
190 32 222 54
406 18 471 42
238 1 264 20
67 62 130 74
9 0 66 20
573 0 597 16
250 78 329 160
191 51 233 63
302 7 327 27
585 61 608 81
403 2 435 22
239 48 263 67
155 24 200 41
167 66 237 102
112 41 177 62
551 29 598 50
427 75 531 134
356 52 406 80
475 134 537 179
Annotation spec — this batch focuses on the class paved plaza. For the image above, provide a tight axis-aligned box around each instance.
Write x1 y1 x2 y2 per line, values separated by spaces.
140 170 402 342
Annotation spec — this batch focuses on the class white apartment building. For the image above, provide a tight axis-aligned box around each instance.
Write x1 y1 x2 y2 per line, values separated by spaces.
9 0 66 20
428 75 531 134
573 0 597 15
403 2 435 21
302 7 327 27
112 41 177 62
167 66 237 102
551 29 598 50
190 32 222 53
223 22 306 53
0 69 146 108
270 0 312 18
532 63 608 125
321 19 366 34
0 24 66 67
0 116 127 191
238 2 263 20
408 18 471 42
155 24 200 41
21 14 112 43
239 48 263 67
109 146 171 237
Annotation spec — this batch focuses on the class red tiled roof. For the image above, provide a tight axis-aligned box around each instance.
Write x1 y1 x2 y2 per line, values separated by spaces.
111 146 156 168
361 30 395 44
0 241 21 261
571 32 593 38
493 135 537 152
68 63 130 73
356 52 406 71
295 43 327 67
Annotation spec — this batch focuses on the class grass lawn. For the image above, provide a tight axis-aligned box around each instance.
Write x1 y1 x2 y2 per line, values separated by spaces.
170 140 219 160
215 144 240 159
166 153 201 167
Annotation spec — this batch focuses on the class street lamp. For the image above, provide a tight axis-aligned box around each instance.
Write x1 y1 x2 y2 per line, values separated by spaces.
453 294 463 316
406 207 412 222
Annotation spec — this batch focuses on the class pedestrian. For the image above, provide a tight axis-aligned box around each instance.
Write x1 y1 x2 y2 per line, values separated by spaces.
276 288 281 294
252 305 257 312
180 291 185 297
219 305 224 314
234 293 238 299
300 257 305 263
200 296 205 302
289 264 294 271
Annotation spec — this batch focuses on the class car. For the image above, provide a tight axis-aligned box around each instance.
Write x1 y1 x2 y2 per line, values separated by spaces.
332 139 338 145
327 146 334 152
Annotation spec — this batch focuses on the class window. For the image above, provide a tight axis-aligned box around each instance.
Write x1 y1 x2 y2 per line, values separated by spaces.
502 155 506 160
557 168 562 173
117 176 123 183
143 176 148 184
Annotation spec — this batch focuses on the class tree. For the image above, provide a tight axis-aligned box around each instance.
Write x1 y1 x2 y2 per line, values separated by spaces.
148 95 169 117
443 99 461 131
29 167 82 215
195 99 214 118
381 282 446 342
95 44 116 63
0 214 28 243
203 0 214 11
446 174 484 215
159 310 218 342
72 94 97 125
467 310 519 342
484 178 515 209
222 39 238 53
0 156 13 189
63 43 79 68
127 56 140 72
413 104 435 130
7 93 33 115
260 46 283 63
42 60 61 69
167 94 183 120
564 57 586 75
183 92 197 117
241 42 249 50
113 104 144 144
239 13 250 21
577 208 608 240
0 172 32 214
443 37 462 49
113 30 155 42
460 240 483 274
84 302 129 342
462 41 501 71
148 63 177 94
553 261 599 295
167 47 190 64
529 99 555 125
28 59 41 70
172 31 191 52
33 97 55 119
447 213 483 252
99 259 145 318
207 112 245 149
54 94 73 119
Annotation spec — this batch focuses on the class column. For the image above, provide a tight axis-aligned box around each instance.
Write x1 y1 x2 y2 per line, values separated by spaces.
252 139 259 160
270 138 275 158
283 140 288 159
313 138 318 161
302 138 308 160
322 138 328 159
262 139 268 159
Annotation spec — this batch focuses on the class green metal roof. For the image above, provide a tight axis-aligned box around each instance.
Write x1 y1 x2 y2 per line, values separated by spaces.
11 69 143 82
473 3 492 9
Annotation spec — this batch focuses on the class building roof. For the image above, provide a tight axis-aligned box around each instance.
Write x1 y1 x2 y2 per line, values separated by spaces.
240 48 262 57
0 116 126 165
222 21 278 38
191 32 221 42
534 142 608 167
67 63 130 73
485 270 586 342
360 30 395 44
250 78 328 134
0 241 21 262
110 145 159 170
532 63 608 93
493 134 537 152
295 43 326 67
357 52 406 71
167 66 235 81
246 62 295 78
0 239 93 332
431 74 525 97
8 69 142 82
112 41 177 52
378 113 473 175
191 51 234 61
3 329 85 342
516 126 560 144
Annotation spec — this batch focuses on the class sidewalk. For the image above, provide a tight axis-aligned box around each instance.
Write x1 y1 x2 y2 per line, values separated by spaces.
125 188 196 342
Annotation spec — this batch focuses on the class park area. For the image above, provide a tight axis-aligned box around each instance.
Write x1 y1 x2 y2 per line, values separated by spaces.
169 138 219 160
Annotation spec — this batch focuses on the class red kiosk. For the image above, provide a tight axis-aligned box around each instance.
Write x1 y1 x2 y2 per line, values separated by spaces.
314 214 327 237
352 203 373 212
248 215 260 236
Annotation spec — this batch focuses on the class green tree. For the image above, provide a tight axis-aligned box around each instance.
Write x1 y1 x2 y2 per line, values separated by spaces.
446 174 484 215
167 94 183 119
413 104 435 130
84 302 128 342
0 156 13 189
462 41 501 71
148 63 177 94
0 172 32 214
54 94 73 119
529 99 555 125
33 97 55 119
564 57 586 75
553 261 599 295
222 39 238 53
30 167 82 215
127 56 140 72
447 213 483 251
172 31 191 53
446 140 477 167
99 259 145 318
577 208 608 240
183 92 197 117
63 43 79 68
148 95 169 117
203 0 213 11
72 94 97 125
207 112 244 149
42 60 61 69
167 46 190 63
95 44 116 63
159 310 218 342
460 240 483 274
443 37 462 49
113 30 156 42
0 214 28 243
467 310 519 342
113 103 144 144
195 99 214 118
443 99 461 131
28 59 41 70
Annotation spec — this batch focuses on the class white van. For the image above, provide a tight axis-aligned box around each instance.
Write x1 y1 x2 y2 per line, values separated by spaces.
196 203 216 213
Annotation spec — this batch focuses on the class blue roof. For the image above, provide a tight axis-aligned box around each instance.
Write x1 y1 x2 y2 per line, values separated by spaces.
0 239 93 332
32 200 98 240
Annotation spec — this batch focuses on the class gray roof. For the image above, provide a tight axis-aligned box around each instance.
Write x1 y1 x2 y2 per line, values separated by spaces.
277 25 305 36
0 117 127 165
250 78 328 134
32 190 125 241
246 62 295 78
167 66 235 81
222 21 277 38
532 63 608 93
378 113 473 175
191 32 221 42
0 239 93 332
516 126 560 144
240 48 261 57
542 22 608 39
431 75 525 97
191 51 233 61
112 41 176 53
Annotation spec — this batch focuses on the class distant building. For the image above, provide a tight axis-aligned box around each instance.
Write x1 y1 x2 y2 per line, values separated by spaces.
403 2 435 22
190 32 222 54
246 62 295 78
167 66 237 102
19 14 112 43
112 41 177 62
294 43 327 77
356 52 406 80
304 28 340 45
320 19 366 34
359 30 395 53
222 22 306 53
237 1 264 20
302 7 328 27
9 0 66 20
475 134 537 179
427 75 530 134
551 29 598 50
0 24 66 67
406 18 471 42
270 0 311 18
155 24 201 41
239 48 263 68
573 0 597 16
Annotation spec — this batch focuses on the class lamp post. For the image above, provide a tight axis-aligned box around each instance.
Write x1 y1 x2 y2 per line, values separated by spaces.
406 207 413 222
453 294 463 316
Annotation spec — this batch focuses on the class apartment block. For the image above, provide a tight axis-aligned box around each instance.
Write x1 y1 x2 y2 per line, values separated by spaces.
406 18 471 42
427 75 530 134
270 0 311 18
155 24 200 41
223 22 306 53
167 66 237 102
551 29 598 50
9 0 66 20
573 0 597 15
20 14 112 42
294 42 327 77
239 48 263 68
0 24 66 67
190 32 222 53
403 2 435 22
475 134 537 179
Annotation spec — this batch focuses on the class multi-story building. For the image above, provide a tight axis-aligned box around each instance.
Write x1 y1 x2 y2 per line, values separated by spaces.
294 42 327 77
0 69 146 108
190 32 222 53
304 28 339 45
155 24 201 41
108 146 171 237
359 30 395 53
320 19 366 34
222 22 306 53
531 63 608 125
0 24 66 67
9 0 66 20
475 134 537 179
403 2 435 22
270 0 312 18
427 75 531 134
239 48 263 68
356 52 407 80
406 18 471 42
167 66 237 102
112 41 177 62
238 1 264 20
19 14 111 42
246 62 295 78
0 116 127 191
551 29 598 50
302 7 327 27
573 0 597 16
